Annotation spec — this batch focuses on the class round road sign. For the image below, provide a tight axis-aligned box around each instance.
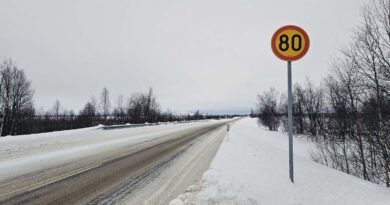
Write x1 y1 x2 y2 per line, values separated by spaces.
271 25 309 61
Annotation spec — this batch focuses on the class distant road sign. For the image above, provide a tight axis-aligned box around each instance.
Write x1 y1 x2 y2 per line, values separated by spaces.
271 25 309 61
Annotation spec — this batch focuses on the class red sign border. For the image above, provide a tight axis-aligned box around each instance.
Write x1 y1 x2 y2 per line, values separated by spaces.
271 25 310 61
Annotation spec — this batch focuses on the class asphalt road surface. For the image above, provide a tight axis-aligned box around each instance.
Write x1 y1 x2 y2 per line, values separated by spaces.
0 120 233 205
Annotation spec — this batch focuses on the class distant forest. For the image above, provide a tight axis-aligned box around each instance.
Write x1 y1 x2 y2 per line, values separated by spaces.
254 0 390 187
0 59 237 136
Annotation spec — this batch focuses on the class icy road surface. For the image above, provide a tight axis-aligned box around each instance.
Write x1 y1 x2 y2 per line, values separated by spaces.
0 119 234 205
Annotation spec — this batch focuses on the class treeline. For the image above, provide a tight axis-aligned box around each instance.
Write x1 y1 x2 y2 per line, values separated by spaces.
255 0 390 187
0 60 231 136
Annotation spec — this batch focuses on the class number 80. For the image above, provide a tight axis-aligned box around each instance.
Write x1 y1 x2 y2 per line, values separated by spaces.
279 34 302 52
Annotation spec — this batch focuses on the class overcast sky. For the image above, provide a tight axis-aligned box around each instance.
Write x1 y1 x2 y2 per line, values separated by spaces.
0 0 368 114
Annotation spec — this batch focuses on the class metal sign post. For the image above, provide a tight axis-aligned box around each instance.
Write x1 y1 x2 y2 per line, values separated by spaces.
288 61 294 183
271 25 309 183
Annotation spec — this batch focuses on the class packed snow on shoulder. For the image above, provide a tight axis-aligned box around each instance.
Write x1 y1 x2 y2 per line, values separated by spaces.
170 117 390 205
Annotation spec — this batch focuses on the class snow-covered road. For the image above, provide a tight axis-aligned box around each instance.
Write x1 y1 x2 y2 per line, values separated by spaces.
171 118 390 205
0 119 233 204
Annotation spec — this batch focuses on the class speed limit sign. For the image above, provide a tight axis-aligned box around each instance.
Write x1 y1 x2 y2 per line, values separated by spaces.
271 25 309 61
271 25 309 184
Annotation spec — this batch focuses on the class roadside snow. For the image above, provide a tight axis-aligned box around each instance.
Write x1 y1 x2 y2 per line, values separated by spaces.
170 117 390 205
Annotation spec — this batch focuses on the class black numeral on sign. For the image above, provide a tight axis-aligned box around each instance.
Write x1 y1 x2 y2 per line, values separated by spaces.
279 34 289 51
279 34 302 52
291 35 302 51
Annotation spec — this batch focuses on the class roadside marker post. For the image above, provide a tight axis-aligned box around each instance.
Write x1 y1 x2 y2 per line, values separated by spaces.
271 25 310 183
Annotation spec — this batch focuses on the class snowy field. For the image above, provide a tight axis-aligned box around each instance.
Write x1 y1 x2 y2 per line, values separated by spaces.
170 117 390 205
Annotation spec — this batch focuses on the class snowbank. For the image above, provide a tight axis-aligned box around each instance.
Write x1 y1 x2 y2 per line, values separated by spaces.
170 117 390 205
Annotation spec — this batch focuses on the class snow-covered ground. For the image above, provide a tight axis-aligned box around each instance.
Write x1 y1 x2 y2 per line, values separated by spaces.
170 117 390 205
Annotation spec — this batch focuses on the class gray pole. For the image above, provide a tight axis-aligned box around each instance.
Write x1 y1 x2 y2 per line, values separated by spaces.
288 61 294 183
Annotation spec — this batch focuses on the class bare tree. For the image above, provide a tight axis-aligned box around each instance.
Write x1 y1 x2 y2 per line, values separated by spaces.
281 80 325 137
100 87 111 121
256 88 281 131
309 0 390 186
351 0 390 186
127 93 143 123
80 102 96 117
126 88 160 124
302 79 325 136
52 99 61 119
143 88 160 123
293 84 306 134
0 59 34 136
113 95 126 123
78 98 97 127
